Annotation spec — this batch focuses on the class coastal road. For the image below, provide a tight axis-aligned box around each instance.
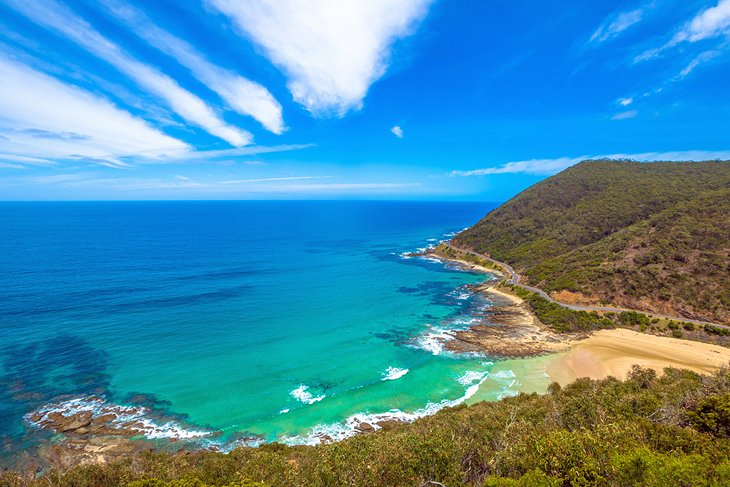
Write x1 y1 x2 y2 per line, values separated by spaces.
439 242 727 329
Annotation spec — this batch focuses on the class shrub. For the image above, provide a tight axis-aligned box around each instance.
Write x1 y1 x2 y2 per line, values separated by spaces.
689 394 730 438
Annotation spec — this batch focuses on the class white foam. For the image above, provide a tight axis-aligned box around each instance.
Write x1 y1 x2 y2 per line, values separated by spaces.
290 385 326 405
418 256 442 263
279 408 290 414
451 317 479 326
381 367 409 381
410 326 455 356
457 370 488 386
25 396 209 440
282 369 492 446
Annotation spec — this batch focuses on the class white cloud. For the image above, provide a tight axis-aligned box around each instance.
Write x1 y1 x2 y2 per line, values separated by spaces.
207 0 432 116
269 182 420 192
144 143 315 164
674 0 730 43
678 49 721 77
7 0 251 146
636 0 730 62
451 157 588 177
391 125 404 138
450 151 730 177
618 97 633 106
218 176 331 184
0 152 57 166
0 55 189 163
591 7 646 43
98 0 285 134
611 110 638 120
0 162 26 169
14 172 419 194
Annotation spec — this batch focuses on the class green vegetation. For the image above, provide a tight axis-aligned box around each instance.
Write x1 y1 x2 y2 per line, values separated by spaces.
496 284 727 346
504 284 614 333
705 324 730 337
4 368 730 486
454 160 730 324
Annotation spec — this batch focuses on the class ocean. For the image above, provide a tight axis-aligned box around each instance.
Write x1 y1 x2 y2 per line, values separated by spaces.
0 201 545 457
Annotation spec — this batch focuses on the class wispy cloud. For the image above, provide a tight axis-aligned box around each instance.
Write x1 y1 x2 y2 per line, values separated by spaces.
0 55 188 164
13 172 419 195
218 176 331 184
678 49 722 77
450 150 730 177
7 0 251 147
149 143 315 164
451 157 588 177
0 152 57 166
391 125 404 138
0 162 26 169
617 97 634 106
636 0 730 62
591 7 647 43
97 0 285 135
611 110 638 120
207 0 433 116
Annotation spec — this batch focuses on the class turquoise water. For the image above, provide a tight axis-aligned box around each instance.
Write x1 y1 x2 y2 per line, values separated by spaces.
0 201 529 453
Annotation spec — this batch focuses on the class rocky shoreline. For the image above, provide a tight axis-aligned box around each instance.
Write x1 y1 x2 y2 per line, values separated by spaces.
444 282 584 358
420 250 585 359
20 407 154 469
19 396 220 469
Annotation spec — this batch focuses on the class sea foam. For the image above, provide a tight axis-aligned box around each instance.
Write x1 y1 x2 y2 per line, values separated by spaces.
282 369 492 446
290 385 326 405
381 366 409 381
25 396 210 440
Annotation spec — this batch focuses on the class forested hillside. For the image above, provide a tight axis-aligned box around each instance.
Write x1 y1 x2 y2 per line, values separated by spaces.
453 160 730 324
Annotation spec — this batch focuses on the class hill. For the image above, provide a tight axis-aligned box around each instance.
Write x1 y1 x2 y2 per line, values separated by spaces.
453 160 730 324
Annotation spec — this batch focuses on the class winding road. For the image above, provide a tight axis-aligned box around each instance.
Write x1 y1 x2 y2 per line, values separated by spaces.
439 241 726 329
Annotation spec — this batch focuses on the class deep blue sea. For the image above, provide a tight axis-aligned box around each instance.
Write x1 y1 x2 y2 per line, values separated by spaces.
0 201 544 457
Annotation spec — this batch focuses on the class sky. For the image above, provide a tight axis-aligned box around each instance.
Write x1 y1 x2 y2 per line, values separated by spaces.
0 0 729 201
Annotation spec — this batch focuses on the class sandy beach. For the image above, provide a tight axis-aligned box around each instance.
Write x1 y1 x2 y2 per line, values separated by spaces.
546 328 730 386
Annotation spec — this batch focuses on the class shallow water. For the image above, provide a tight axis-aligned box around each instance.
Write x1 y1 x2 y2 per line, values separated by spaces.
0 201 546 455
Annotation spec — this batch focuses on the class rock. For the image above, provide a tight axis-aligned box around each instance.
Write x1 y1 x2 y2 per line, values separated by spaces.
59 412 93 432
355 422 375 433
96 413 117 424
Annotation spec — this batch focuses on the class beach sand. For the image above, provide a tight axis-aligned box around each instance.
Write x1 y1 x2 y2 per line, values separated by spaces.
545 328 730 386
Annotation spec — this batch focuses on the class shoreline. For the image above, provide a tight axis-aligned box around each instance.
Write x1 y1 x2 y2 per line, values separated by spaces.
14 246 729 470
429 249 730 386
424 249 585 358
444 281 584 358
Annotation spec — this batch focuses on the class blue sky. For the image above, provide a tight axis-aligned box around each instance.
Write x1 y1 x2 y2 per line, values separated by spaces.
0 0 729 200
